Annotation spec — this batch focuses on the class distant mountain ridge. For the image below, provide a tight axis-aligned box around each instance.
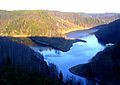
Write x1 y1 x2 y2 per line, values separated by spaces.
0 10 120 36
85 13 120 23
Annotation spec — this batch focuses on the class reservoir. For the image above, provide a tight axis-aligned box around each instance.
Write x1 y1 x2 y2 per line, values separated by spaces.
31 30 104 85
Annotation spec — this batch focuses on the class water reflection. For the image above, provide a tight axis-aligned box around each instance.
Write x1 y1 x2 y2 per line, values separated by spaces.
30 35 104 82
55 50 61 55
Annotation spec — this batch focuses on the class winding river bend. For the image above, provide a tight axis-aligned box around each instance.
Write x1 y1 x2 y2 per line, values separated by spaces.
31 30 104 85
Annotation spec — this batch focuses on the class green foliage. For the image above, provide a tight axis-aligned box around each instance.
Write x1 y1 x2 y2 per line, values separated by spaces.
0 10 105 36
59 70 63 81
49 63 59 79
0 66 63 85
0 63 81 85
5 56 11 66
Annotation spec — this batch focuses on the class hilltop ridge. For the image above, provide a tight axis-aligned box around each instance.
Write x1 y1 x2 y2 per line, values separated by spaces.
0 10 120 37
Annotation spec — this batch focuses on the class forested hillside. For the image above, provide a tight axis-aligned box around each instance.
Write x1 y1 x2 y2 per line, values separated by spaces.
51 11 104 28
0 10 118 37
95 19 120 44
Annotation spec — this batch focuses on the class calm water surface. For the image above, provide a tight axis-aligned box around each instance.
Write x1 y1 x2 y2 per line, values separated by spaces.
30 31 104 84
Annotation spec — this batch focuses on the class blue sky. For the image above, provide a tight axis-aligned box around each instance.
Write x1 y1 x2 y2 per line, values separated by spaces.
0 0 120 13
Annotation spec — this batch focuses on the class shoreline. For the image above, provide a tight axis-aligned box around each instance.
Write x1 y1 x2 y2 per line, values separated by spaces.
69 66 102 84
29 36 86 52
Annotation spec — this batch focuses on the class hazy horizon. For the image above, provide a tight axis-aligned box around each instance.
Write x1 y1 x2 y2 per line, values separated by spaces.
1 9 120 14
0 0 120 13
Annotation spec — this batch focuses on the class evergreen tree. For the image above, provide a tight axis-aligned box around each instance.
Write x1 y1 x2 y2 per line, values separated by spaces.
59 70 63 81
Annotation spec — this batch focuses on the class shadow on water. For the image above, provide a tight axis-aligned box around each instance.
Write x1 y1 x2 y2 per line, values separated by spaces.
30 33 105 85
